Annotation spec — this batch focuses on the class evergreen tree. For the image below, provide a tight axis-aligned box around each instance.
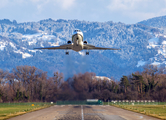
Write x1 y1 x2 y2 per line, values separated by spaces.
131 73 144 93
120 76 130 93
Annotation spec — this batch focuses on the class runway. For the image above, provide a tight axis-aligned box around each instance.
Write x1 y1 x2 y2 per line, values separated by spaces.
8 105 159 120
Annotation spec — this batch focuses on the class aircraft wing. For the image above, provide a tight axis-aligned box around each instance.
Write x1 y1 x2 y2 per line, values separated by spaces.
34 44 72 50
83 44 121 50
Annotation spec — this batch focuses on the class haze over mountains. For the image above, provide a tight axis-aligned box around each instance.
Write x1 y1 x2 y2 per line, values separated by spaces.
0 16 166 80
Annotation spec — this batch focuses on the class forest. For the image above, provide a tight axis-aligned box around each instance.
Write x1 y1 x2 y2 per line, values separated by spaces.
0 65 166 102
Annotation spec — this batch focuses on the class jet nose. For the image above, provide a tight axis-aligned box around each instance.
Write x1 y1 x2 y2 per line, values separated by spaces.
73 33 82 41
75 34 79 39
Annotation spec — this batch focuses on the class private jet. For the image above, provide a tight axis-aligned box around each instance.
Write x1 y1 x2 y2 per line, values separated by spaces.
34 29 120 55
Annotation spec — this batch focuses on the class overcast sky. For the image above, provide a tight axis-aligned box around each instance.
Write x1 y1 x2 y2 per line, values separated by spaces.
0 0 166 24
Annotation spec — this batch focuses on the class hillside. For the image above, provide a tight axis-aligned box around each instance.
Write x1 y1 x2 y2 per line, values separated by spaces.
0 18 165 80
138 15 166 28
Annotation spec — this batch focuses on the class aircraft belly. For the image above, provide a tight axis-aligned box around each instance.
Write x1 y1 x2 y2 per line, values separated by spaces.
72 34 83 52
72 45 83 52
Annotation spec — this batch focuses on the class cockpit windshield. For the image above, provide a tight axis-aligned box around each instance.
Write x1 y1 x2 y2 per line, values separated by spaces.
74 30 81 32
72 29 83 37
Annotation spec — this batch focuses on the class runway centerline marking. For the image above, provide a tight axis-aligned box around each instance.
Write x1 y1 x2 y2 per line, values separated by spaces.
81 105 84 120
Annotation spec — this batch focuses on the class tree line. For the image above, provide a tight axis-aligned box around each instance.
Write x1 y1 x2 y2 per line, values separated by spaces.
0 65 166 102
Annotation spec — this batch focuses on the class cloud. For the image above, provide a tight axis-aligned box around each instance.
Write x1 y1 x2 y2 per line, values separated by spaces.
159 8 166 16
13 0 25 4
107 0 144 11
29 0 76 14
127 12 155 21
30 0 41 3
56 0 76 10
106 0 166 23
0 0 9 8
29 0 50 14
0 0 166 24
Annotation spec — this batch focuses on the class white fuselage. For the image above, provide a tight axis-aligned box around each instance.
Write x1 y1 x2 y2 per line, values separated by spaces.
71 30 84 52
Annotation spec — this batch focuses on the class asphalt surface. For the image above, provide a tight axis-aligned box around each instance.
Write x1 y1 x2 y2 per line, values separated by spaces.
8 105 160 120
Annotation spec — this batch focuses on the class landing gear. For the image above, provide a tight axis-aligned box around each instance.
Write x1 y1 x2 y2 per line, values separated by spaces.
66 51 69 55
86 49 89 55
86 52 89 55
66 49 69 55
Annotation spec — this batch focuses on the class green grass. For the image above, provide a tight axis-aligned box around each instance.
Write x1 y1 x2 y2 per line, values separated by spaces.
0 102 55 120
109 103 166 119
104 102 166 105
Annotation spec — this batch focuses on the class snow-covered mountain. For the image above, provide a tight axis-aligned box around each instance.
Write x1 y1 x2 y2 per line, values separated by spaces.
138 15 166 28
0 17 165 80
138 15 166 71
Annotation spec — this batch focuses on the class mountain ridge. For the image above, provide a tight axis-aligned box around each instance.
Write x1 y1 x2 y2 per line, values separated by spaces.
138 15 166 28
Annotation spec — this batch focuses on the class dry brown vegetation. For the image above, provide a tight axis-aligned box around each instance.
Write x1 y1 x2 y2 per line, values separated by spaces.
0 65 166 102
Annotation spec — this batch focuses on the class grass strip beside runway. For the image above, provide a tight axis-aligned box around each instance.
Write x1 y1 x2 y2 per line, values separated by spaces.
0 102 53 120
113 104 166 119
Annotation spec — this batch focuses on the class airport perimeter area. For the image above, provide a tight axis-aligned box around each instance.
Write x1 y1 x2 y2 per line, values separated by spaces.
2 100 164 120
0 100 165 120
8 104 160 120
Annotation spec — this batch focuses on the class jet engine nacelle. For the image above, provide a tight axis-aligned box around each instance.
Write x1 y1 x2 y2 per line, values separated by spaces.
67 41 72 44
84 41 88 44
